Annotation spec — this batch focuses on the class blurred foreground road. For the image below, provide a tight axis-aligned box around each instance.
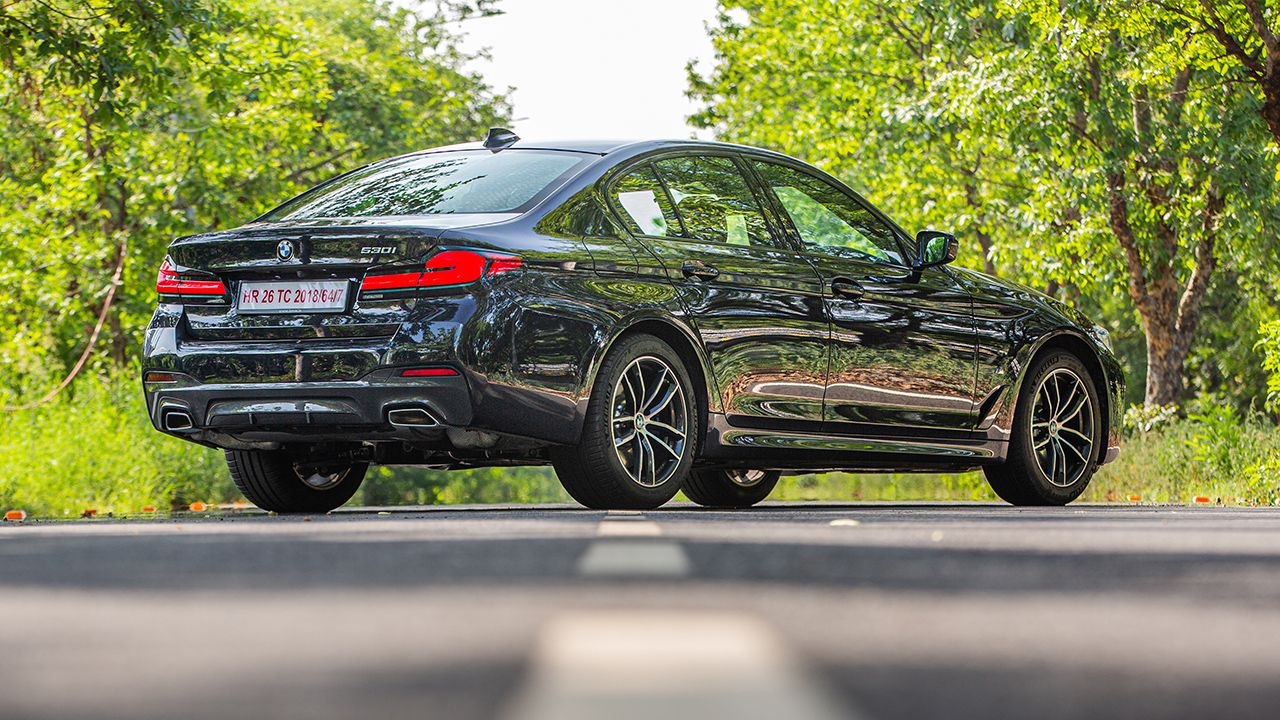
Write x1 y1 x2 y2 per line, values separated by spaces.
3 503 1280 720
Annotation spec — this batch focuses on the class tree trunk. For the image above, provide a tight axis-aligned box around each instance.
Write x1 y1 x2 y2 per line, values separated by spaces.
1104 170 1221 408
1143 320 1188 407
1261 76 1280 152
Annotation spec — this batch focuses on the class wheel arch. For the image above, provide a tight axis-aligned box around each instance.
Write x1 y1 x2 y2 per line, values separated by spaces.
582 314 720 444
1011 329 1114 455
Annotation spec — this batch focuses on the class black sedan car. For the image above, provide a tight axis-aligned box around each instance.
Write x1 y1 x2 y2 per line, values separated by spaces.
143 130 1123 512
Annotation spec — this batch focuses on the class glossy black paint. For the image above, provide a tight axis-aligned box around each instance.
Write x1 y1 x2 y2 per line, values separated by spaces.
142 137 1124 473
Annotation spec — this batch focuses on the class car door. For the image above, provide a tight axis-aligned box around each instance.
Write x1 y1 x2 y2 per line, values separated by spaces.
607 153 829 425
746 158 979 432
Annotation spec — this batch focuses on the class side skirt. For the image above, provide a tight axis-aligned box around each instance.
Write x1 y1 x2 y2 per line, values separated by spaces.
700 414 1007 471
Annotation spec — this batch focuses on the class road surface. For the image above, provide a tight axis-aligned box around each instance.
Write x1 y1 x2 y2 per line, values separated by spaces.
2 503 1279 719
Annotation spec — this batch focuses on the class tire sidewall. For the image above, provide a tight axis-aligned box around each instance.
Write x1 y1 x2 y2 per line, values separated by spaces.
687 469 780 508
226 449 367 513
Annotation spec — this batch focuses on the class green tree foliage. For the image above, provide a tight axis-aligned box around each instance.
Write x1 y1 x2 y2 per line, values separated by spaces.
690 0 1280 407
0 0 509 399
1145 1 1280 153
688 1 1031 280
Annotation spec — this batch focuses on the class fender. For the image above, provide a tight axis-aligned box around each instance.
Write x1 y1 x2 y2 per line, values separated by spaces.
982 326 1122 459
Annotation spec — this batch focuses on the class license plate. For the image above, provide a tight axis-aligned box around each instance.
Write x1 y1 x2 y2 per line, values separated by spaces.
237 281 348 314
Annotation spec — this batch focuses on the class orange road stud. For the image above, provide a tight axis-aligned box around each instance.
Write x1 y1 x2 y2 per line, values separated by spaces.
1194 496 1211 504
5 510 27 521
189 501 207 512
1128 494 1141 502
141 506 157 513
232 501 247 510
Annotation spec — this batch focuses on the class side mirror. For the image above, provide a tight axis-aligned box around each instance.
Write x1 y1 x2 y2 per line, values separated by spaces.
914 230 958 270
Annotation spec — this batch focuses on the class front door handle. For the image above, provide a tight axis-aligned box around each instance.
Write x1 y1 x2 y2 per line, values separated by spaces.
831 277 865 299
682 261 720 281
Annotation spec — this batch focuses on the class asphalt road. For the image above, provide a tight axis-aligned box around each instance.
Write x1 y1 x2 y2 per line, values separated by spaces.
3 502 1280 720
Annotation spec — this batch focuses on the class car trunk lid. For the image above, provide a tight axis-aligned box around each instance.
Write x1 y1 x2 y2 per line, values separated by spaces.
167 215 516 342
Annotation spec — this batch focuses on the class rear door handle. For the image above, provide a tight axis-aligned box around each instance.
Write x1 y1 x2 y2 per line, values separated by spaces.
831 277 865 299
682 261 720 281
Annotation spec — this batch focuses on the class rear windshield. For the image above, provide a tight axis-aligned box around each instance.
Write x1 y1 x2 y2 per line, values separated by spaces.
260 149 588 221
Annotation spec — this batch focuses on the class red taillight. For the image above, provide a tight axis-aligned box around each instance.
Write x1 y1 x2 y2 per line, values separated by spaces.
156 258 226 297
360 249 522 293
400 367 460 378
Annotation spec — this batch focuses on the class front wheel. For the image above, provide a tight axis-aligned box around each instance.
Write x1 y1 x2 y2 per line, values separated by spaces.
684 469 780 508
984 351 1103 506
551 334 698 509
225 449 367 513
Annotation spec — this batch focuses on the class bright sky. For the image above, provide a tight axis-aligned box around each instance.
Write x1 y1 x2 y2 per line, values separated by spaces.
449 0 722 141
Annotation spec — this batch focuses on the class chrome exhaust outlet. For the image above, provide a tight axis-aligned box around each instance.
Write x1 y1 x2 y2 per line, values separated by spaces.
161 408 195 432
387 407 441 427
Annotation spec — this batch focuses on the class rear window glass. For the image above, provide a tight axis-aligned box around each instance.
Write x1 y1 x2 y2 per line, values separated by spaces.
261 150 587 221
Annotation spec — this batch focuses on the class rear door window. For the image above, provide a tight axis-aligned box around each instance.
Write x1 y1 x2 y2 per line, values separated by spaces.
612 164 683 237
651 155 776 248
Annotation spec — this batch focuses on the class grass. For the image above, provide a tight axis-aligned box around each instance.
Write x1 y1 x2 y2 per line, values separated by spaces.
3 374 1280 517
0 373 234 518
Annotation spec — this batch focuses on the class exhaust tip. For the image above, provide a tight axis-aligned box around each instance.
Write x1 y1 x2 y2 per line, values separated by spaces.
387 407 441 427
161 409 195 432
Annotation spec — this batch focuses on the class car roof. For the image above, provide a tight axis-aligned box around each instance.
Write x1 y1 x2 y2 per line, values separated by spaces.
411 137 795 158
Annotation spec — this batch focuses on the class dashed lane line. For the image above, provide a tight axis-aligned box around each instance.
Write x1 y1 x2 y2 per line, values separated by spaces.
500 610 851 720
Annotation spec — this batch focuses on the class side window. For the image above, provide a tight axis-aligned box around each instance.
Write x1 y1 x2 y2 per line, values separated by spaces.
752 161 903 265
651 155 775 248
611 165 681 237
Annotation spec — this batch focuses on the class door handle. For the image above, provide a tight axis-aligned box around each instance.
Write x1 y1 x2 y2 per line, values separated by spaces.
681 261 720 281
831 277 865 299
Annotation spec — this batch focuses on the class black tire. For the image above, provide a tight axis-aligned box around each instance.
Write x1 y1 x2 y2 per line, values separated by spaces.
684 469 780 508
225 449 367 513
551 334 698 509
984 351 1103 506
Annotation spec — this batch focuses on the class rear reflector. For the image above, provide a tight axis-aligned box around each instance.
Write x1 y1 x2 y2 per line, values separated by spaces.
156 258 226 296
400 367 459 378
360 249 522 293
143 371 180 384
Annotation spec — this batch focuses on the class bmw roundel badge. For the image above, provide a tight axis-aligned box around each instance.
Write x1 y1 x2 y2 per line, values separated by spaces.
276 239 295 262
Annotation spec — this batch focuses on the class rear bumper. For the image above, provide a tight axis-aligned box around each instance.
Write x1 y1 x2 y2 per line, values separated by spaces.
144 371 473 448
140 300 588 447
142 310 477 447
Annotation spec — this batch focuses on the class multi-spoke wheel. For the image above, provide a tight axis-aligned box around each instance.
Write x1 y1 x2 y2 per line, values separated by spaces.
610 356 689 488
1030 367 1095 488
684 468 781 508
552 334 698 509
225 449 367 513
984 351 1103 506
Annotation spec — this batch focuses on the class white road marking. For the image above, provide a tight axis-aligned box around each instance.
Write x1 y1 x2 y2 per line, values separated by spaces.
829 518 861 527
576 541 690 577
501 610 849 720
596 520 663 537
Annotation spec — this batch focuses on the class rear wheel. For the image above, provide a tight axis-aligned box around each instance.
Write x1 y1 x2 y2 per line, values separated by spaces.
984 351 1102 506
552 334 697 509
684 468 780 508
225 449 367 513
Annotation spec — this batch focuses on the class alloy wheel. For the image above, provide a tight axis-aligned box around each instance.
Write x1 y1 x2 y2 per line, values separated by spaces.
610 356 689 488
1030 368 1095 488
295 466 350 491
727 469 769 487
